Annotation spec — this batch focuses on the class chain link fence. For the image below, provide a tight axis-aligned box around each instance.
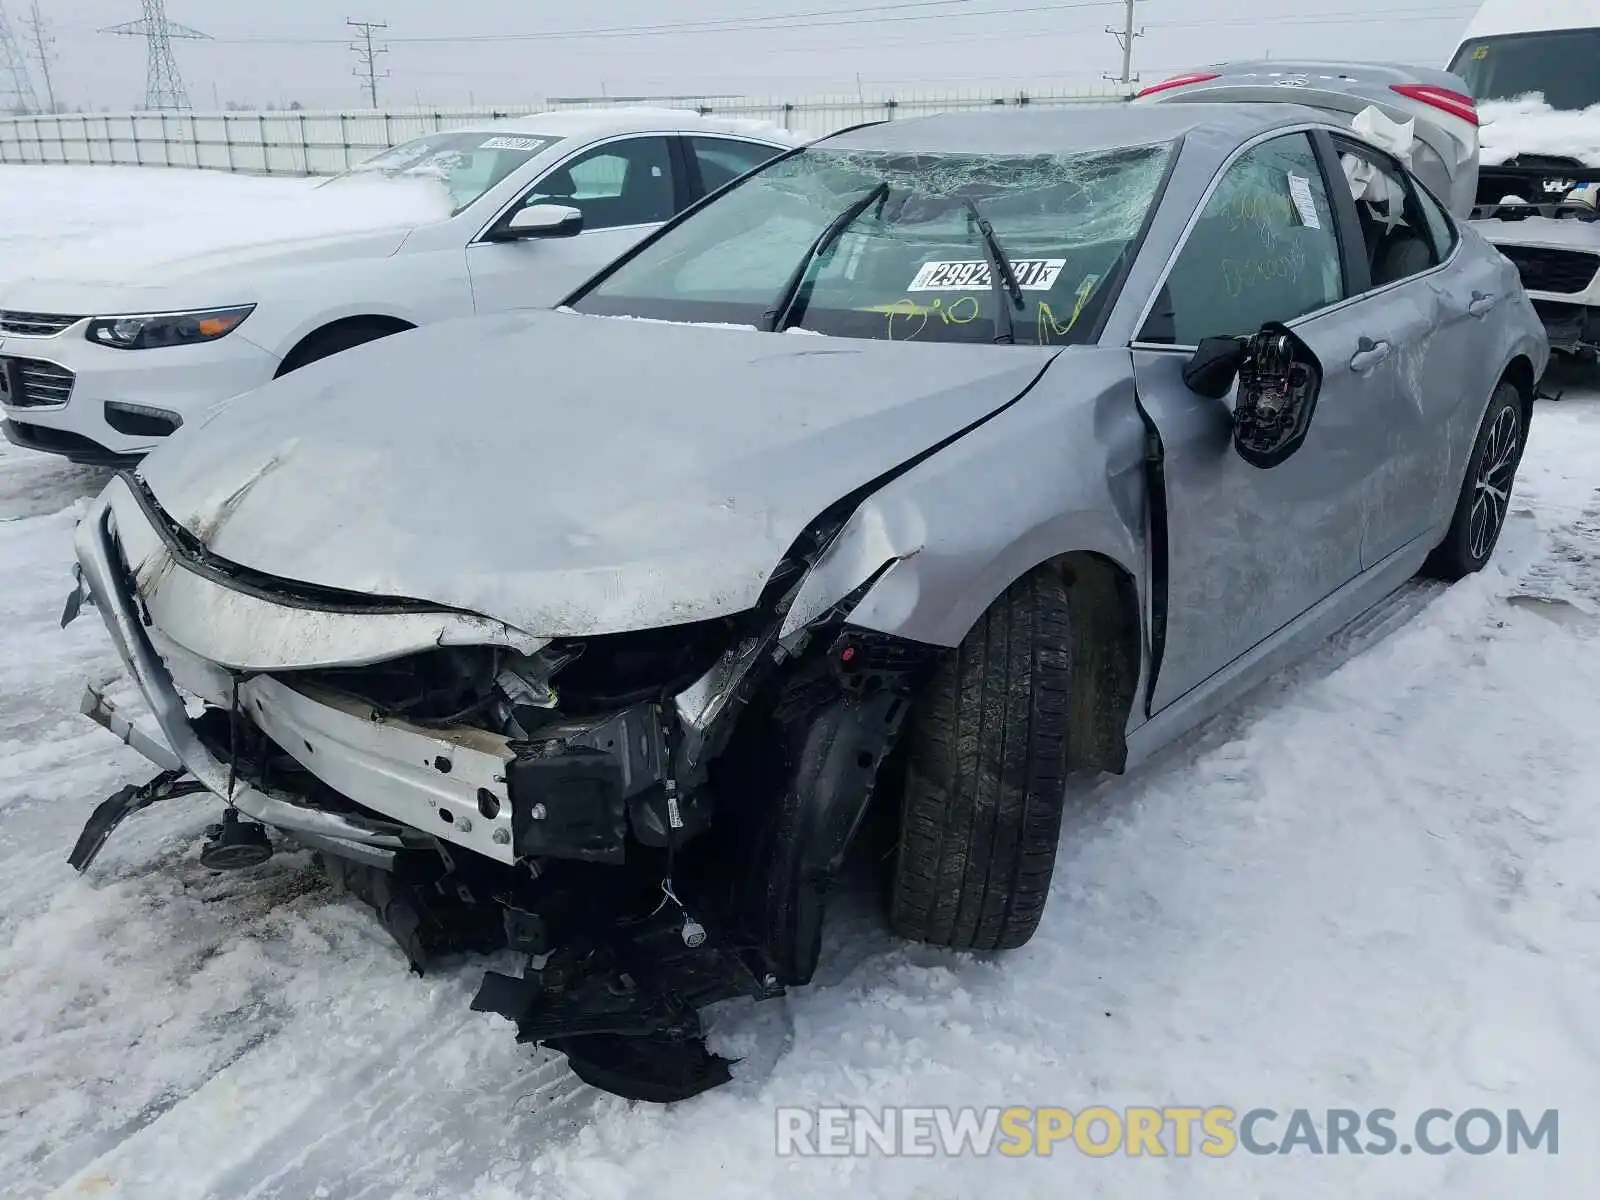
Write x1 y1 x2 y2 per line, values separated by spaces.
0 87 1127 176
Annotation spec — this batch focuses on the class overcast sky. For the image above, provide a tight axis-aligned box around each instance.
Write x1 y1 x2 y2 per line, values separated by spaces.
27 0 1483 111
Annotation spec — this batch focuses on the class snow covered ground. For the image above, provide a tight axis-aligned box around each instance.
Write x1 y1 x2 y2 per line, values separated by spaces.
4 164 1600 1199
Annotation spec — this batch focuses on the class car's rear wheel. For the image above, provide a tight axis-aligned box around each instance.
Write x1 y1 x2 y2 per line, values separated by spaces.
1423 379 1526 581
887 566 1073 951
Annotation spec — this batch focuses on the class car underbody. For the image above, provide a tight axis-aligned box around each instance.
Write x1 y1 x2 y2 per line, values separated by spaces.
67 470 945 1102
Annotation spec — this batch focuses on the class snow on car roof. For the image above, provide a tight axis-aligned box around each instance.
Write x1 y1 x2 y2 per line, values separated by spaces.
820 101 1329 157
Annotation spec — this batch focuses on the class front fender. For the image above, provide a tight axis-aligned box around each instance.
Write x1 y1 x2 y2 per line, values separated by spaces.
781 347 1151 650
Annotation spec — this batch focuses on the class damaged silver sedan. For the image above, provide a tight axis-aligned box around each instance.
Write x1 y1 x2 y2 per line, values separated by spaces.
63 102 1548 1101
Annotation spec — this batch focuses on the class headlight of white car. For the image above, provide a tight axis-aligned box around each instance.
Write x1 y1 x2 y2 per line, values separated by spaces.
86 305 256 350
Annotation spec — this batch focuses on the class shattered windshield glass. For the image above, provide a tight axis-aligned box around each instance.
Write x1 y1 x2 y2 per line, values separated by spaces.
324 131 559 214
574 141 1175 345
1450 29 1600 111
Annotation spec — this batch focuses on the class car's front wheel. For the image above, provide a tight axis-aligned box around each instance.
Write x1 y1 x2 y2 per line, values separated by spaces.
1424 379 1527 580
275 319 409 377
888 566 1074 952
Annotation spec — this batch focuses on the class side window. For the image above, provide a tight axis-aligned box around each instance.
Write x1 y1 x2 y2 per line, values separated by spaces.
1144 132 1345 346
1412 179 1459 264
688 137 783 194
1333 138 1441 289
521 136 675 230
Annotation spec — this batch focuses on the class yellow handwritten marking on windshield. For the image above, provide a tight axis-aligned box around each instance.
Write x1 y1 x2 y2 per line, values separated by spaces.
1036 275 1100 344
871 295 982 340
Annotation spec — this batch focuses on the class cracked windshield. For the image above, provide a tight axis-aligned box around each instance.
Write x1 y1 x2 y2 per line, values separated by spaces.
576 141 1175 345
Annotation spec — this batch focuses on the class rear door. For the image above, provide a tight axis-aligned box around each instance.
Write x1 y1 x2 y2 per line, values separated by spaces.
1131 130 1378 711
466 135 686 313
1327 134 1494 566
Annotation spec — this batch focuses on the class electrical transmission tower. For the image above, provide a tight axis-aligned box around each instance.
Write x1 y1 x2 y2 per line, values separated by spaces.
1104 0 1146 92
102 0 210 111
348 19 389 108
26 2 57 113
0 2 41 114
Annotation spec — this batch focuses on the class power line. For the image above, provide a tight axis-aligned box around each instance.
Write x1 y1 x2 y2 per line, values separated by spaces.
0 2 40 113
102 1 210 110
25 1 56 113
194 1 1128 45
1146 5 1474 29
347 18 388 107
168 1 1477 50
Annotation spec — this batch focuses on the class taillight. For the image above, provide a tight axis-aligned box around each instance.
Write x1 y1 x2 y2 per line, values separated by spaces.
1135 72 1221 100
1390 83 1479 126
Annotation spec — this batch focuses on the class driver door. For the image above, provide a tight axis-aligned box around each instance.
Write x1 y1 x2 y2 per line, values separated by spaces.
1131 130 1385 711
466 136 683 313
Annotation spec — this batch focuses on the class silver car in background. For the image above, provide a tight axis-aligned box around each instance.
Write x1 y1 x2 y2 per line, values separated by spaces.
63 102 1548 1104
1132 60 1483 217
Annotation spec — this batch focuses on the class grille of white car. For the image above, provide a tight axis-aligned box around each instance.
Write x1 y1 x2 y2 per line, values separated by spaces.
1497 245 1600 296
0 311 82 336
0 357 75 407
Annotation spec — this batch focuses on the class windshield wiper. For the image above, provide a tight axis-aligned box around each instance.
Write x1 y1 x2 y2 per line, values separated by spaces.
766 182 891 333
962 197 1025 345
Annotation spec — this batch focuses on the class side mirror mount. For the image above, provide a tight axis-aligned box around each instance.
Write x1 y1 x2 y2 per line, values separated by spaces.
494 203 584 241
1232 323 1322 469
1182 336 1247 399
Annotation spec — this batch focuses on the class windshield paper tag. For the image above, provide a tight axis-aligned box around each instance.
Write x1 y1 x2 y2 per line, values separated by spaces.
480 136 546 151
1286 174 1322 230
908 258 1066 292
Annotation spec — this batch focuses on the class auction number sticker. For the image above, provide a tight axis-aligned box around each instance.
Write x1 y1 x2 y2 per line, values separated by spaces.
908 258 1066 292
480 136 547 151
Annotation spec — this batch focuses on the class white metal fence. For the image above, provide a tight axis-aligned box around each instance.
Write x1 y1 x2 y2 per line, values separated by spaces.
0 88 1126 176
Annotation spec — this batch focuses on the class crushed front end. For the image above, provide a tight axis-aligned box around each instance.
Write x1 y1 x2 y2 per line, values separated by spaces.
66 472 938 1101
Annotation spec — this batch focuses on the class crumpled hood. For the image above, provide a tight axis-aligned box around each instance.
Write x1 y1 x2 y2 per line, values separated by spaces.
132 310 1059 638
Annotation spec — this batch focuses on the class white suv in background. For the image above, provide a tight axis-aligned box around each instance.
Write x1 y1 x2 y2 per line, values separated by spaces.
1448 0 1600 358
0 108 797 464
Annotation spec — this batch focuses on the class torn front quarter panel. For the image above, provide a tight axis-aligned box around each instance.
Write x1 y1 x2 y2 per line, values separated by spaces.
128 309 1060 639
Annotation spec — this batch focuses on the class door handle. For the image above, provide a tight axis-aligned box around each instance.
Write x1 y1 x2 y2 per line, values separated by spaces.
1349 337 1392 373
1468 290 1499 318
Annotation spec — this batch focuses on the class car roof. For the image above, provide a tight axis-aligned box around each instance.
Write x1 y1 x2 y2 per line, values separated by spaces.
818 101 1329 156
1461 0 1596 40
469 106 801 144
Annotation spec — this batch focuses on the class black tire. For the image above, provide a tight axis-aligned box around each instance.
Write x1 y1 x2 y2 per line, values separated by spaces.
1423 379 1527 581
276 320 406 377
888 567 1073 951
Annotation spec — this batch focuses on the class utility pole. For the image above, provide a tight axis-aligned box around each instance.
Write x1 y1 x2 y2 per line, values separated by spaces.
25 2 55 113
1104 0 1146 92
347 18 389 108
0 2 40 113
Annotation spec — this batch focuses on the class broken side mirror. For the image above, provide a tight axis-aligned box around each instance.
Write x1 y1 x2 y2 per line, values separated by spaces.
1233 322 1322 469
1183 336 1248 399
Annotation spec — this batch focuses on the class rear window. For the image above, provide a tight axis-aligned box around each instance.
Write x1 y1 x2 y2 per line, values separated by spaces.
1449 29 1600 111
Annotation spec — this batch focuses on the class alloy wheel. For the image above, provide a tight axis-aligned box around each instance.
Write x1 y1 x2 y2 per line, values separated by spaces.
1468 404 1521 562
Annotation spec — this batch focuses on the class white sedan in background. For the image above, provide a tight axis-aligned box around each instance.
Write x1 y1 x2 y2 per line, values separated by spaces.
0 108 798 464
